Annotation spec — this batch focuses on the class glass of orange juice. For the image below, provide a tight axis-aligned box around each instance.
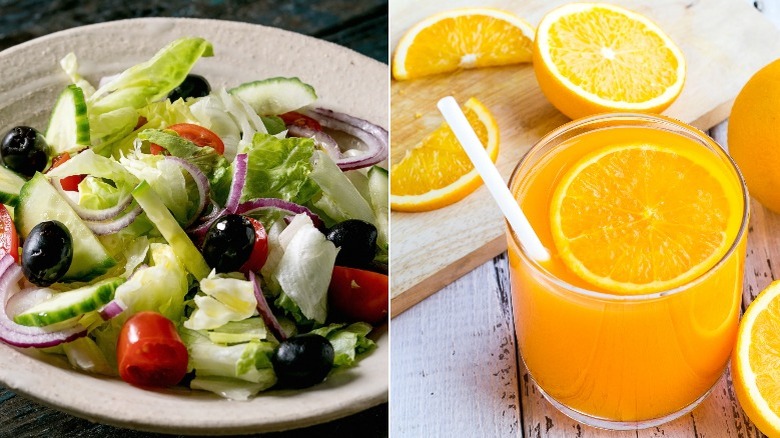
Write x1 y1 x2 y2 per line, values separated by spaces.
507 113 749 429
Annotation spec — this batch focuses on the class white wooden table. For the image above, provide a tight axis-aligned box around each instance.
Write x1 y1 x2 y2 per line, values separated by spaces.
390 2 780 436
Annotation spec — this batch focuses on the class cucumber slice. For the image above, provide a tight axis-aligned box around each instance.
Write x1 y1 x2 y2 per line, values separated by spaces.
15 173 116 281
0 165 26 206
367 166 388 252
228 77 317 115
132 181 210 280
14 277 124 327
45 84 90 156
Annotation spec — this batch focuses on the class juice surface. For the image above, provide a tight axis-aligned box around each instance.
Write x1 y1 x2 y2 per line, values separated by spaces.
509 124 746 423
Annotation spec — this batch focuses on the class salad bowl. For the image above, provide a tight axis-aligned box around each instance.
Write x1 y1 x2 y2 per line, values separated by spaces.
0 17 388 435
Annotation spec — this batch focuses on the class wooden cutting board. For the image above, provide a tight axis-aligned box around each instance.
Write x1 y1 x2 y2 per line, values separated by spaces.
390 0 780 317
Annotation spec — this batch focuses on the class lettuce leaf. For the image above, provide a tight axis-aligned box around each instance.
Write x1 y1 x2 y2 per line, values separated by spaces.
241 133 320 205
271 214 336 324
87 37 213 155
183 272 257 330
309 322 376 367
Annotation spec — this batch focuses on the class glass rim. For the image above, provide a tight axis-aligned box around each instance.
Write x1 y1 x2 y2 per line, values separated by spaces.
507 112 750 302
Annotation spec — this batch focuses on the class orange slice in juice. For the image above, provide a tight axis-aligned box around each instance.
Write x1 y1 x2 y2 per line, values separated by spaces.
549 143 741 294
732 280 780 437
390 97 498 212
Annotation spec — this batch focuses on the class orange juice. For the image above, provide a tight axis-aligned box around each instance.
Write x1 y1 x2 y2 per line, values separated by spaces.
507 114 748 429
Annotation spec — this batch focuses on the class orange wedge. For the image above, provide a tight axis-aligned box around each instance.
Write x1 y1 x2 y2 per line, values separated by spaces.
550 142 741 294
392 8 534 80
732 281 780 437
534 3 686 119
390 98 498 212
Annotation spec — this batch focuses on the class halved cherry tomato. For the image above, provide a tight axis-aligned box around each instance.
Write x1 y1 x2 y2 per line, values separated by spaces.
240 217 269 274
0 205 18 263
117 311 188 388
48 152 86 192
328 266 388 324
279 111 322 131
150 123 225 155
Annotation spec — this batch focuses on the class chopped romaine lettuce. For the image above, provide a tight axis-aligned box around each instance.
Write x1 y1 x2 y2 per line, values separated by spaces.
271 214 337 324
309 322 376 367
59 52 96 98
184 272 257 330
137 128 232 204
88 37 213 155
204 318 270 345
309 150 376 227
182 329 276 387
241 133 320 205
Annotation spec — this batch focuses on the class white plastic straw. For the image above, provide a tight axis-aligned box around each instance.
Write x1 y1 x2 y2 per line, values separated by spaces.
437 96 550 262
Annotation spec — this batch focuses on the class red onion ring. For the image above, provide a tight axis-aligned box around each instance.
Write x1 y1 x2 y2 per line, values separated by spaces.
186 154 247 242
83 204 142 235
0 255 87 348
287 125 341 160
53 181 135 222
163 156 211 227
249 271 286 342
224 153 248 213
98 298 127 321
306 108 388 171
235 198 324 230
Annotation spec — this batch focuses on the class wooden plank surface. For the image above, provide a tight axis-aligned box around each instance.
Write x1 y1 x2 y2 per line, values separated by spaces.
390 0 780 316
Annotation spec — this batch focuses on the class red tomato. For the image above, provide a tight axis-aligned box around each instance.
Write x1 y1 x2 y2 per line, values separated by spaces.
0 205 18 263
240 217 269 274
48 152 85 192
328 266 388 324
117 311 188 388
279 111 322 131
151 123 225 155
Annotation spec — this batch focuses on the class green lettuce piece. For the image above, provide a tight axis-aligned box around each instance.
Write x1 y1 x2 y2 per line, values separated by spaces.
182 329 277 386
87 37 213 155
260 116 286 135
92 243 187 363
309 150 375 227
59 52 96 98
190 376 271 401
137 128 232 204
241 133 320 205
204 318 270 345
120 152 200 225
184 272 257 330
63 337 114 376
310 322 376 367
271 215 336 324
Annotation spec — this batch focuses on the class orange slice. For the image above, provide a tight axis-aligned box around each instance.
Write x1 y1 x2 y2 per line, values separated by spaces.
550 143 741 294
732 281 780 437
390 98 498 212
392 8 534 80
533 3 686 119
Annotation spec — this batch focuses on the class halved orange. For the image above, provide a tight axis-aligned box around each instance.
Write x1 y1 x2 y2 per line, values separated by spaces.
390 98 498 212
550 142 742 294
392 8 534 80
534 3 686 119
732 281 780 437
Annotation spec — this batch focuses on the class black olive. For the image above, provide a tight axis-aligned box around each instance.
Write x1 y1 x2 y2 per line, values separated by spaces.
202 214 255 273
272 334 335 389
168 74 211 102
22 220 73 286
326 219 378 268
1 126 49 177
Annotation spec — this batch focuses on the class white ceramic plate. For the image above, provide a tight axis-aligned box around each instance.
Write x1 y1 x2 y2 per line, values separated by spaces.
0 17 388 435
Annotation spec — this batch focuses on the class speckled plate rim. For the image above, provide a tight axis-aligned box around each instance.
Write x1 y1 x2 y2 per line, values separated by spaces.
0 17 388 435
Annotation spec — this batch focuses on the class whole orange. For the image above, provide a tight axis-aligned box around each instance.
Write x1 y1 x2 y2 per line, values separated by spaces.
729 58 780 213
